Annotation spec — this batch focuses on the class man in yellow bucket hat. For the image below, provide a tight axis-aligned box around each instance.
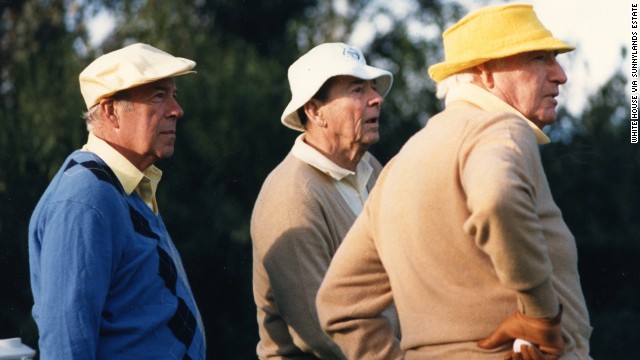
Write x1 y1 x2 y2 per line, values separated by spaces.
29 43 206 359
317 4 592 359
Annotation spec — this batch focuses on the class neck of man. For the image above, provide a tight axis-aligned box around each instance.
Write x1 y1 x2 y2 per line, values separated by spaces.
92 128 153 172
303 132 366 172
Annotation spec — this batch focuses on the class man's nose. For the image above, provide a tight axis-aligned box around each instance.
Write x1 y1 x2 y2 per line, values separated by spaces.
550 58 568 85
170 97 184 119
369 88 384 109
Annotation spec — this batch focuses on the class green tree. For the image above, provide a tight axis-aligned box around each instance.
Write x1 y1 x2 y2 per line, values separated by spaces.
0 0 89 343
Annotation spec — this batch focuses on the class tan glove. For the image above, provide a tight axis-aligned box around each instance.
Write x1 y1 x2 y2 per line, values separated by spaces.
477 305 564 360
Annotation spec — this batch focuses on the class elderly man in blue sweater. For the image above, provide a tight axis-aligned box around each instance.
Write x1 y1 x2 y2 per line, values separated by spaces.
28 43 205 359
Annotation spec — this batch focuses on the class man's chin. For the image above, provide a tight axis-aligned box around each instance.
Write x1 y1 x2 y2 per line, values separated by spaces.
531 111 558 129
158 148 175 159
363 134 380 147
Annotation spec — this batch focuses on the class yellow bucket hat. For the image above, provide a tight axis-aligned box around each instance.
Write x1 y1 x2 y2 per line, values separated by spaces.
428 4 574 83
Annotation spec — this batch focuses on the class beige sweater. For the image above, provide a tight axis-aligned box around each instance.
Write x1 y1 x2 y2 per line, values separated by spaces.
317 101 592 359
251 152 383 359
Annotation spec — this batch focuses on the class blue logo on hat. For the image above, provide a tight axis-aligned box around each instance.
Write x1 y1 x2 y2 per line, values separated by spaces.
343 47 361 60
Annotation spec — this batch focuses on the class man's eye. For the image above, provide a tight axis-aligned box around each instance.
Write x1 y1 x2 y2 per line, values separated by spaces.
533 52 552 61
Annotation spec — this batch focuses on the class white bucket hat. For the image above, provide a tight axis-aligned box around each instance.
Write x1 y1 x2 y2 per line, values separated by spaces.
79 43 196 109
281 43 393 131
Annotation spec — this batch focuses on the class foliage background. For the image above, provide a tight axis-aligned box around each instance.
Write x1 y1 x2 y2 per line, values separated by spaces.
1 0 638 359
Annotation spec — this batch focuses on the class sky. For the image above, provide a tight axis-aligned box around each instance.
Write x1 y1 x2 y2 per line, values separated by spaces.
87 0 629 116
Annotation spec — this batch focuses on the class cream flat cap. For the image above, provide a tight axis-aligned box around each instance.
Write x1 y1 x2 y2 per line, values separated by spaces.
79 43 196 109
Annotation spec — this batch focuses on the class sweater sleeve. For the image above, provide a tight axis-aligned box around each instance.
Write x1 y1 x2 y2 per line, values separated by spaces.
317 187 403 360
460 114 559 318
257 185 347 359
31 200 115 359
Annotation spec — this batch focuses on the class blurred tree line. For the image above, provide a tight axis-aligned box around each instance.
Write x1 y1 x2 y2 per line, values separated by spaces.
0 0 637 359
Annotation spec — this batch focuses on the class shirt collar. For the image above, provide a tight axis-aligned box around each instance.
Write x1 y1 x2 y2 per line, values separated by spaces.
291 134 373 184
82 132 163 195
445 83 551 144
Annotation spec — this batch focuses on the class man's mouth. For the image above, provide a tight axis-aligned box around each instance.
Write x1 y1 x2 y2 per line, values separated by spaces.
365 117 378 124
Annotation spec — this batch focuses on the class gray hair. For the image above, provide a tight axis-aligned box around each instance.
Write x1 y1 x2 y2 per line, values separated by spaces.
435 71 477 99
82 105 101 132
81 91 132 132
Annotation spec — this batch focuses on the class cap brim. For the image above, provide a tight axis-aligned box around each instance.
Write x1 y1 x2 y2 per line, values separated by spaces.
88 69 196 108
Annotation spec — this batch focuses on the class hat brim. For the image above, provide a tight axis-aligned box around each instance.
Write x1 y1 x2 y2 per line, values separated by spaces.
281 66 393 132
86 69 196 108
428 38 574 83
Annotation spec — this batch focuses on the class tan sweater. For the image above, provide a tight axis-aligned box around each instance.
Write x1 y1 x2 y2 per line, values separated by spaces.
317 101 592 359
251 152 383 359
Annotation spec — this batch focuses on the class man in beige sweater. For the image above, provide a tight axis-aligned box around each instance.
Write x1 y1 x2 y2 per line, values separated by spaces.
251 43 395 359
317 4 592 360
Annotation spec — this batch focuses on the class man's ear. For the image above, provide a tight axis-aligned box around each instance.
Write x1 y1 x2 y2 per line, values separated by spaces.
303 100 326 127
98 98 120 129
475 63 495 89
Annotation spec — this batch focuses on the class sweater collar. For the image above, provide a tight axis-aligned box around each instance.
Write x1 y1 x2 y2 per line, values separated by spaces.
445 83 551 144
82 132 162 196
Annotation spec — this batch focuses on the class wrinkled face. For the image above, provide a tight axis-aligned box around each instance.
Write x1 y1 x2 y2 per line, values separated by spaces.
317 75 384 152
486 51 568 128
114 78 184 169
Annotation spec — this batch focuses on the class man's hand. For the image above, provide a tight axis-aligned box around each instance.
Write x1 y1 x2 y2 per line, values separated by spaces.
477 306 564 360
508 342 547 360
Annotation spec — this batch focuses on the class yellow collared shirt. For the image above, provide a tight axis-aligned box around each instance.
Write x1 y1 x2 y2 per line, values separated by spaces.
82 132 162 214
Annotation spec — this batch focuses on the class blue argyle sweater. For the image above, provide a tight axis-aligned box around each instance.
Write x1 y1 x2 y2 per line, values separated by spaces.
29 151 206 359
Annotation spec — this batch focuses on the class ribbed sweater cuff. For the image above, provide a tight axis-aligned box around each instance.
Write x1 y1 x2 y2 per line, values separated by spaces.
517 279 560 318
